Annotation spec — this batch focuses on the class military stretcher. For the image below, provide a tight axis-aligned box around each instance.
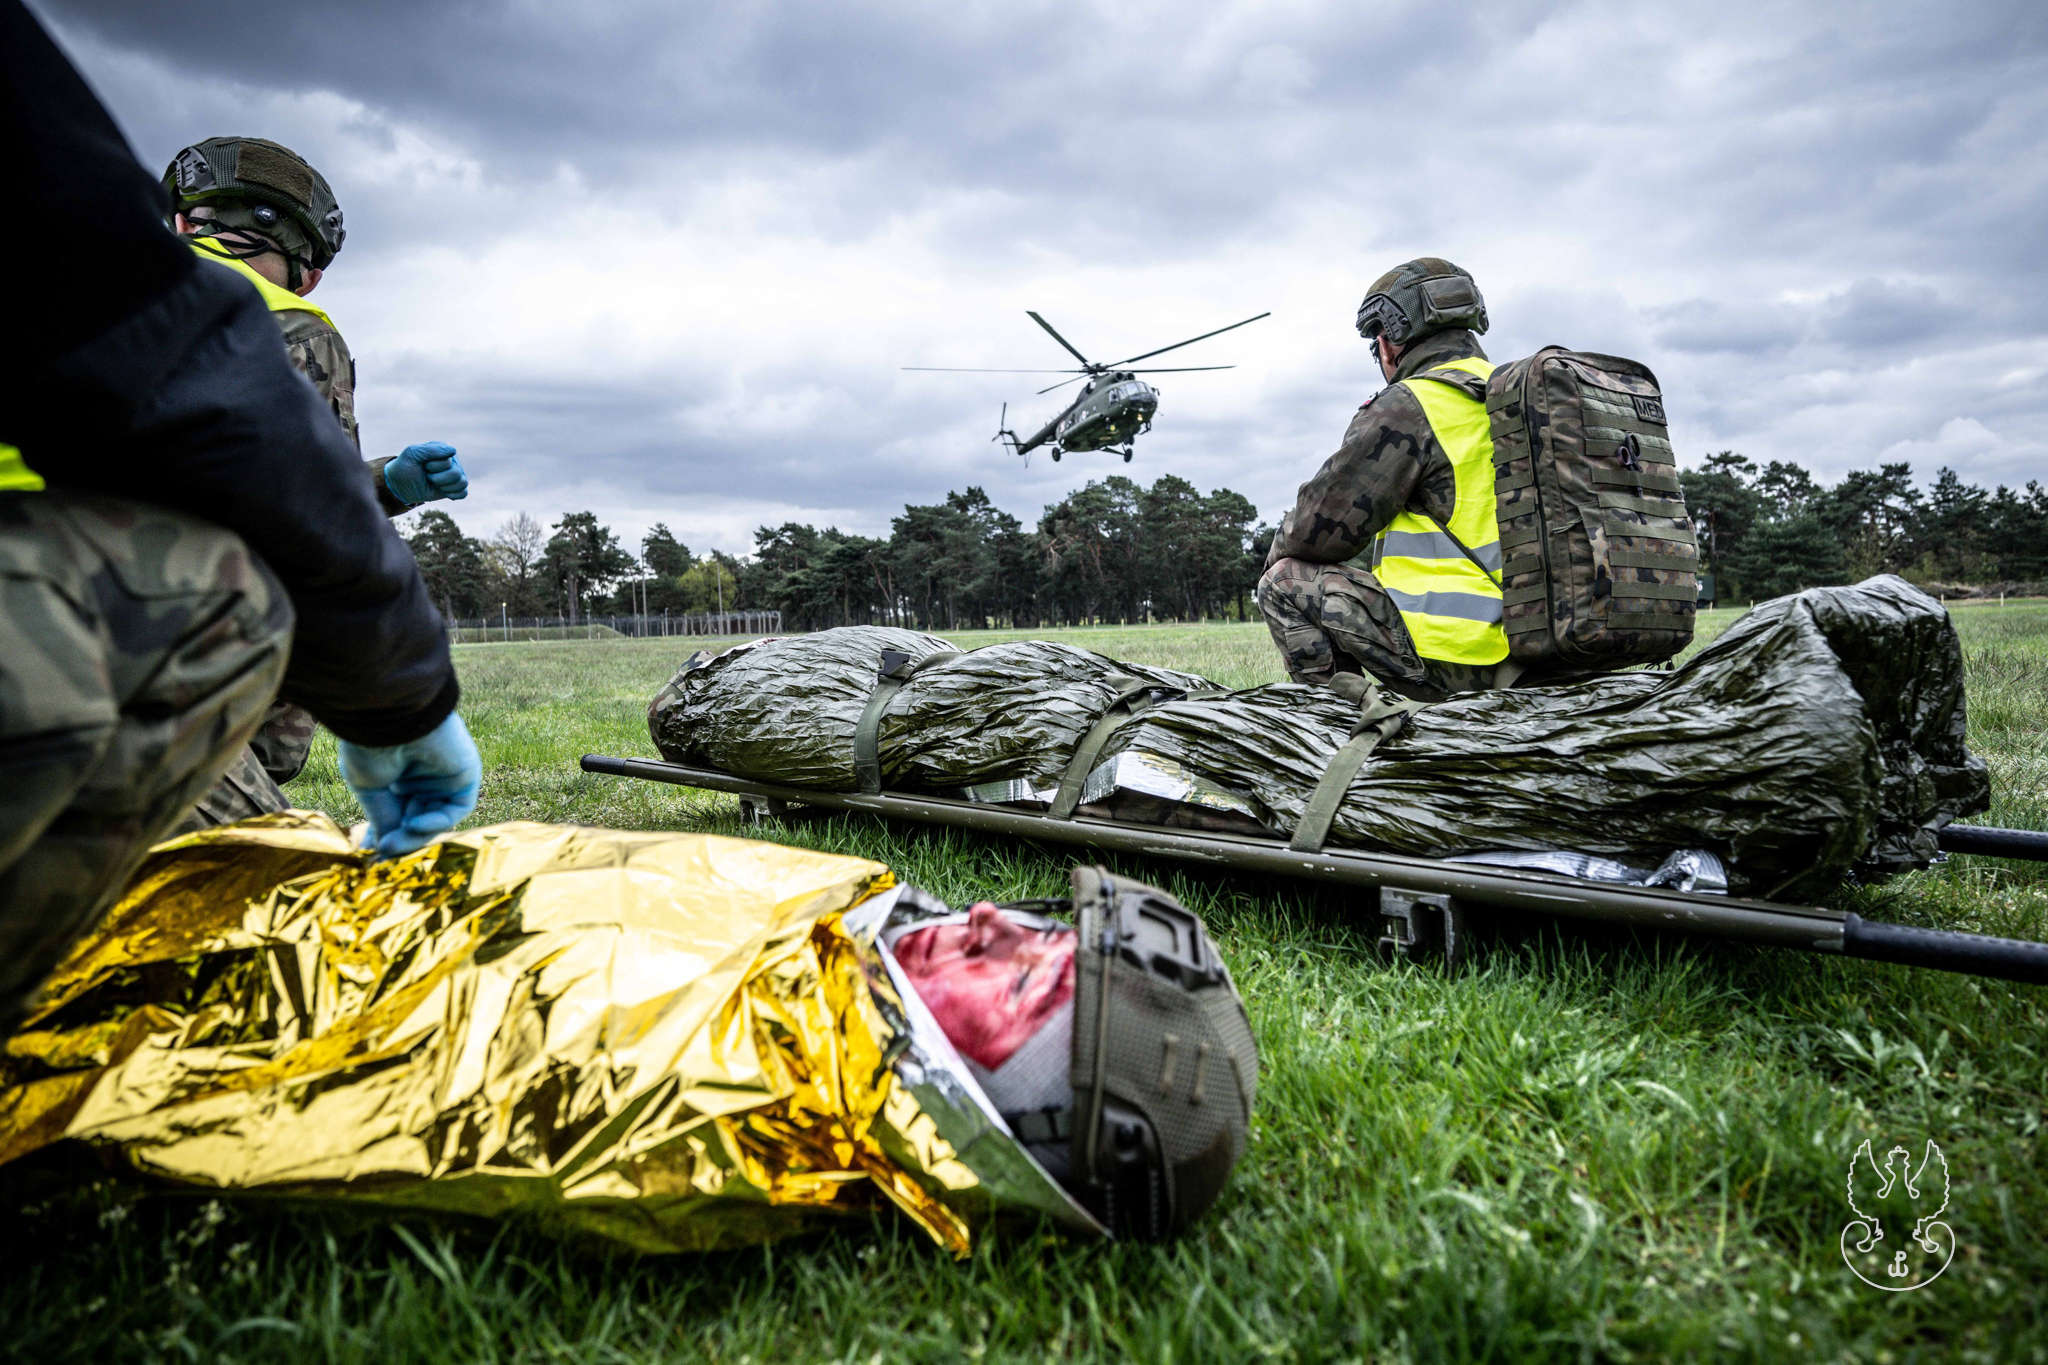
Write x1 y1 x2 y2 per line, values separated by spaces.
579 753 2048 986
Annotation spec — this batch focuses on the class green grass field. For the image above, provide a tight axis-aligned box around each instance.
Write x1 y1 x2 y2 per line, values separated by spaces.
5 607 2045 1363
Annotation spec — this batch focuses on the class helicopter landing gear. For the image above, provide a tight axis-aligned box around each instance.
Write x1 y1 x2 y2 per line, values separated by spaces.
1120 447 1133 462
1051 450 1061 462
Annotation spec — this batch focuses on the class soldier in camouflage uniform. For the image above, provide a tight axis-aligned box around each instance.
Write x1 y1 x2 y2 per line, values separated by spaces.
163 137 471 824
1 0 476 1030
1259 258 1506 702
0 496 292 1021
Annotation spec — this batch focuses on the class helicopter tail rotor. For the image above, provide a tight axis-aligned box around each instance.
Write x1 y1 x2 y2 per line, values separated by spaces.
993 403 1026 464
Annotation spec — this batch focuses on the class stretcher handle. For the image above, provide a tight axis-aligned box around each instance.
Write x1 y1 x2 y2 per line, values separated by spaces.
1937 825 2048 862
1842 913 2048 985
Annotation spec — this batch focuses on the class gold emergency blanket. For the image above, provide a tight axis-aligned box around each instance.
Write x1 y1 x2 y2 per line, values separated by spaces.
0 815 986 1254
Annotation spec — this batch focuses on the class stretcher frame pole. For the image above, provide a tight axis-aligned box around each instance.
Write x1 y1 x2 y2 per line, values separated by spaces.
578 756 2048 985
1936 824 2048 860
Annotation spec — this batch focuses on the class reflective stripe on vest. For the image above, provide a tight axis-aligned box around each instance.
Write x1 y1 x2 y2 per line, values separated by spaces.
187 236 336 328
0 443 42 492
1377 528 1502 573
1371 355 1507 667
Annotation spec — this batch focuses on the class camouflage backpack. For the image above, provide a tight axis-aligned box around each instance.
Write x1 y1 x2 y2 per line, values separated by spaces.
1421 348 1698 670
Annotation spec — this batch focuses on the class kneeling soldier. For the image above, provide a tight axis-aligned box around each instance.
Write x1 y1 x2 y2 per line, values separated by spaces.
1260 257 1506 701
162 136 471 821
0 4 480 1031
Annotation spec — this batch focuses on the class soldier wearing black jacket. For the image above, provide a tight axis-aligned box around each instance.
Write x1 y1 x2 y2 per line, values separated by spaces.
0 0 479 1028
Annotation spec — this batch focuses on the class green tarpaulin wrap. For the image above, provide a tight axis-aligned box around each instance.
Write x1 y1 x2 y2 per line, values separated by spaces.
649 629 1212 792
647 577 1987 899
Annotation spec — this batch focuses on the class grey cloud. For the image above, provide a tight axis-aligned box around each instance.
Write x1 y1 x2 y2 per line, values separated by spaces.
27 0 2048 545
1652 276 1981 358
1814 279 1968 347
1649 300 1807 356
55 0 2048 290
37 0 1486 250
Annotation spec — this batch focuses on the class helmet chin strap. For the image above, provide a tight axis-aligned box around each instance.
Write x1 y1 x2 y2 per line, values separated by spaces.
183 219 313 292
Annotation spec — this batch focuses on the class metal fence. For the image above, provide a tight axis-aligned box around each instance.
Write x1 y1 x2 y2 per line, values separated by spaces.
448 611 783 644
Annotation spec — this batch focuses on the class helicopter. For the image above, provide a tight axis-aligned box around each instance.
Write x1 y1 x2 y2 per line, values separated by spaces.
905 309 1269 463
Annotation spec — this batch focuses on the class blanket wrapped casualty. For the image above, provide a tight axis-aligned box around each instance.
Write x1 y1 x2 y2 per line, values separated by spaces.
649 577 1987 899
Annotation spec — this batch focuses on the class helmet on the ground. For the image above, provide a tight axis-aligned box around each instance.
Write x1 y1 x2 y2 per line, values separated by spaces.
1060 866 1258 1240
1356 256 1488 346
163 137 345 285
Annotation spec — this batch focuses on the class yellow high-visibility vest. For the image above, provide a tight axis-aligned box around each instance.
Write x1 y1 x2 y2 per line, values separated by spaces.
0 443 41 492
187 235 336 327
1369 356 1507 666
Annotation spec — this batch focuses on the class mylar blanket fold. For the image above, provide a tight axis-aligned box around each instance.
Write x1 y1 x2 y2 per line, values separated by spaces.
0 816 1097 1255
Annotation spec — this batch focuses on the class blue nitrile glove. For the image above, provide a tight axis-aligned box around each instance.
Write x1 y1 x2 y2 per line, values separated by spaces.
335 712 482 858
384 441 468 505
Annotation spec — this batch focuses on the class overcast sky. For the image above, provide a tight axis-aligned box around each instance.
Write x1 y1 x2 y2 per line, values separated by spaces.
35 0 2048 558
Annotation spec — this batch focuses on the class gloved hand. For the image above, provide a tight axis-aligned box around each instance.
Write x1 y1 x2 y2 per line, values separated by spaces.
335 712 482 858
384 441 468 505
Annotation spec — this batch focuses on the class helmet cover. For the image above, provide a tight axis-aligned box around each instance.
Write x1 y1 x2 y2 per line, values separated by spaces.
1066 866 1258 1240
163 136 345 268
1356 256 1488 346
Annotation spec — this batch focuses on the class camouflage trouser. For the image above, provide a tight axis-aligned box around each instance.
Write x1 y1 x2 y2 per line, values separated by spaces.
252 701 317 783
176 699 313 830
178 738 292 829
1257 557 1499 702
0 492 291 1029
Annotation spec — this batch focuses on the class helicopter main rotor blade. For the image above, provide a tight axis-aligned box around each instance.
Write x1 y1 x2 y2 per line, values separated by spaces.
1026 311 1094 367
1036 374 1089 395
1107 311 1271 367
901 367 1086 373
1122 365 1235 373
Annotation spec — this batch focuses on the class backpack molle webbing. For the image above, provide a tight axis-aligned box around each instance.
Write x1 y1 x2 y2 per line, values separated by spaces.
1484 348 1697 668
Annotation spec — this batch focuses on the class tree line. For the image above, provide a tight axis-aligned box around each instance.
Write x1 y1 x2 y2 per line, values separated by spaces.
1680 456 2048 602
401 457 2048 630
403 474 1269 630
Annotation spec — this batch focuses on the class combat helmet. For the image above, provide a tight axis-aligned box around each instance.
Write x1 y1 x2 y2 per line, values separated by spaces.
1056 866 1259 1240
163 136 346 290
1355 256 1488 347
